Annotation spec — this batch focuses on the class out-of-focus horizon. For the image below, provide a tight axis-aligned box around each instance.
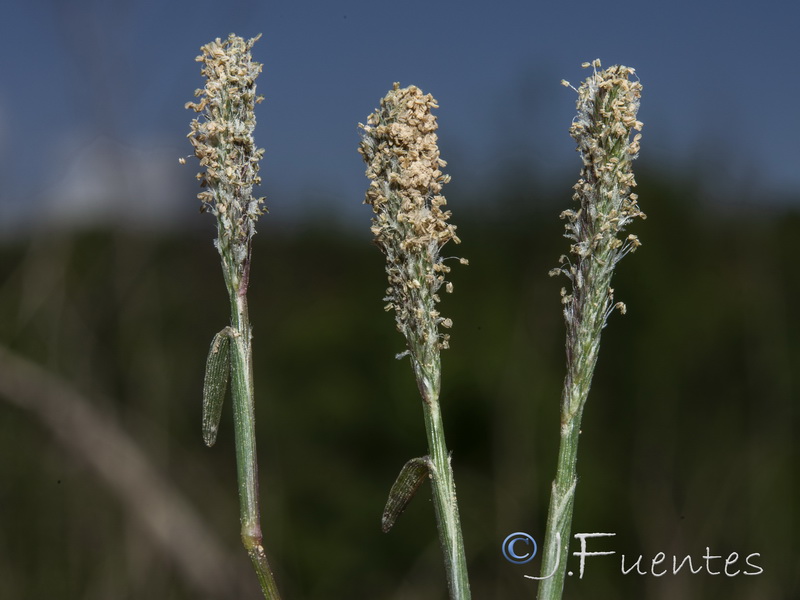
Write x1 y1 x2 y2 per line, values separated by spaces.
1 0 797 237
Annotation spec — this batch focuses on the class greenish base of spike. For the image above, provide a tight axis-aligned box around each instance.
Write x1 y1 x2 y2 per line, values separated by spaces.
419 374 471 600
227 293 282 600
535 416 581 600
202 290 282 600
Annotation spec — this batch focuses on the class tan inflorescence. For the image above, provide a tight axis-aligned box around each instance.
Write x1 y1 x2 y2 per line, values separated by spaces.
553 60 644 321
185 33 265 292
359 84 465 371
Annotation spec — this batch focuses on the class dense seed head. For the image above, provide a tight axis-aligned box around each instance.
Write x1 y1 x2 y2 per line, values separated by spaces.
551 60 644 340
185 33 265 292
563 60 644 261
359 84 465 369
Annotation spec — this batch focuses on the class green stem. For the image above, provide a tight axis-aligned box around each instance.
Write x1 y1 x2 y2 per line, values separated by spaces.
537 263 607 600
536 60 643 600
418 369 471 600
535 412 582 600
228 290 282 600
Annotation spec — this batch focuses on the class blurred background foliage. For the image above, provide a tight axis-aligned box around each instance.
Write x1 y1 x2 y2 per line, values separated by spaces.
0 171 797 599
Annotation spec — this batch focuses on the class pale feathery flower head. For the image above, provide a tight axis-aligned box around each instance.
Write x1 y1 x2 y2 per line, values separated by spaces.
358 83 466 377
552 60 644 324
185 33 265 293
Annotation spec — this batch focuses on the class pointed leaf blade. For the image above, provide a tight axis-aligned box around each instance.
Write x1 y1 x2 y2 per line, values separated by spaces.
202 327 233 446
382 456 432 533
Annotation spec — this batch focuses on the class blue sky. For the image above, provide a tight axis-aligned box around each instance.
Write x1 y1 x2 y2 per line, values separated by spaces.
1 0 798 233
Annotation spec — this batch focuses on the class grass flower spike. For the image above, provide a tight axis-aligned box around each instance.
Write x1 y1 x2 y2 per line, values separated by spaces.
186 33 266 296
185 34 281 600
360 83 464 386
536 60 644 600
359 83 471 600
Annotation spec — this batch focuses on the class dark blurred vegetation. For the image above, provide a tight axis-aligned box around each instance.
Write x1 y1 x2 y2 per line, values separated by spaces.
0 173 797 599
